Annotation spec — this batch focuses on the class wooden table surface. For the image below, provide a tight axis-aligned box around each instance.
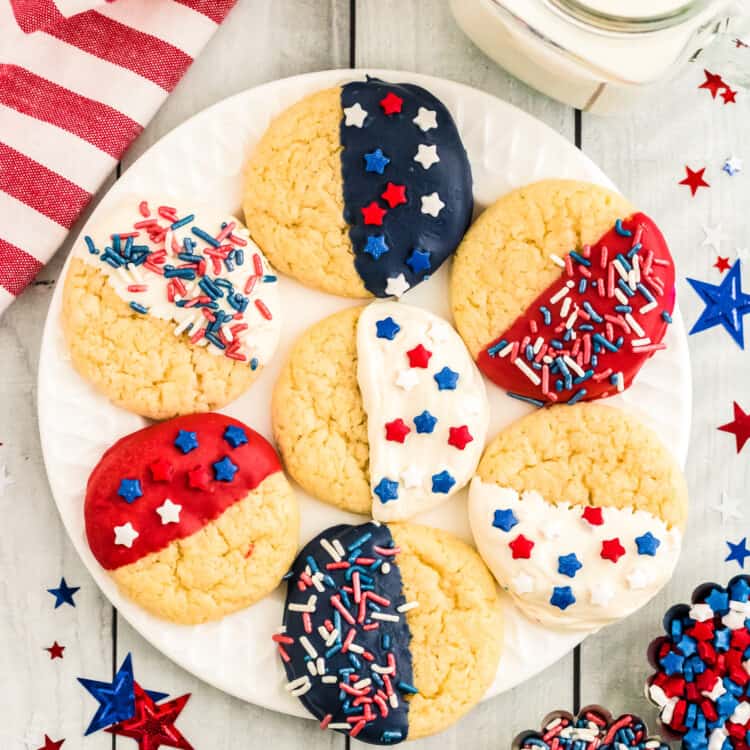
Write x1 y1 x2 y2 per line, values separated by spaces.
1 1 748 748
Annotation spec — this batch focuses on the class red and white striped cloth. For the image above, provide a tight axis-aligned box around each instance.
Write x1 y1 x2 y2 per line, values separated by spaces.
0 0 237 314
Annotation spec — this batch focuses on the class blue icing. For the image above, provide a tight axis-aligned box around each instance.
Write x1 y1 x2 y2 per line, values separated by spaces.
340 78 473 297
281 522 414 745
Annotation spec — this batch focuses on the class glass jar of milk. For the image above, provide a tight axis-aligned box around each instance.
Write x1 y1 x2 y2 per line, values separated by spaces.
450 0 748 114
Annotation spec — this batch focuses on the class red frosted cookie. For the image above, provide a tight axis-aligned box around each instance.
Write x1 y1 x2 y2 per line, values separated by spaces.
85 413 299 624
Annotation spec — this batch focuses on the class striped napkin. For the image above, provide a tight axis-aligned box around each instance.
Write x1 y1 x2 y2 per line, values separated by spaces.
0 0 237 314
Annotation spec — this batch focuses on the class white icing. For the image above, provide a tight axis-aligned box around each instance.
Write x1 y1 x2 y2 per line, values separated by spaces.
468 479 682 630
77 197 281 368
357 301 489 522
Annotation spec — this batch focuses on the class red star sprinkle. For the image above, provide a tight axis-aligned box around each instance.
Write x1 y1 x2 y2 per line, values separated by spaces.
601 537 626 563
679 166 710 196
37 737 64 750
45 641 65 660
718 402 750 453
384 418 411 443
722 87 738 104
699 69 726 98
187 466 212 490
509 534 534 559
581 506 604 525
406 344 432 368
381 182 407 208
149 458 174 482
361 201 387 226
448 425 473 450
379 92 403 115
714 256 731 273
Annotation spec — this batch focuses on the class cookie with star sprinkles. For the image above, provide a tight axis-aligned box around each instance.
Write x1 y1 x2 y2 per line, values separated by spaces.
646 577 750 750
84 413 298 624
62 197 281 420
450 180 677 405
243 77 473 299
272 302 489 518
277 521 503 743
468 402 688 630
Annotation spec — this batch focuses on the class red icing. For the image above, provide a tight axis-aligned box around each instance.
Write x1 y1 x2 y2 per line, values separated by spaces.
85 413 281 570
477 213 676 403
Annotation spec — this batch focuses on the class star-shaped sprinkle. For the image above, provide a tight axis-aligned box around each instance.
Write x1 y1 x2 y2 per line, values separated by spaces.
361 201 387 226
156 499 182 525
699 69 726 98
512 572 534 594
374 478 399 504
661 650 685 675
635 531 661 556
434 366 459 390
187 466 211 490
601 537 626 563
379 92 403 115
689 602 714 621
711 490 743 522
401 465 423 489
676 634 697 657
705 588 730 612
550 586 576 610
114 522 139 548
726 537 750 568
149 458 173 483
723 156 743 176
364 235 389 259
558 553 583 578
385 273 409 297
718 401 750 452
679 166 710 196
715 256 731 273
174 430 198 454
627 567 651 590
581 506 604 525
431 470 456 494
406 343 432 368
703 222 727 251
492 508 518 532
0 464 14 497
406 248 431 274
420 192 445 217
343 102 368 128
590 583 615 607
395 369 419 391
45 641 65 660
117 478 142 504
540 520 562 539
363 148 390 174
381 182 407 208
385 418 410 443
223 425 248 448
413 107 437 132
37 736 64 750
448 425 473 450
687 261 750 348
722 87 737 104
47 578 80 609
413 410 438 433
414 144 440 169
509 534 534 559
213 456 239 482
376 316 400 340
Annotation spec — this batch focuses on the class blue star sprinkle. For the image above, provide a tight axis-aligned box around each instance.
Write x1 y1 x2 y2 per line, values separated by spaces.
714 627 732 651
635 531 661 556
660 650 685 676
406 248 431 274
683 727 708 750
413 410 438 434
687 261 750 349
731 577 750 602
213 456 239 482
374 478 399 503
433 366 459 391
550 586 576 610
363 147 390 175
705 587 730 613
492 508 518 532
726 537 750 568
223 425 248 448
716 691 739 718
364 235 390 260
174 429 199 454
117 478 142 504
47 577 80 609
375 316 400 340
431 470 456 494
676 634 697 657
557 553 583 578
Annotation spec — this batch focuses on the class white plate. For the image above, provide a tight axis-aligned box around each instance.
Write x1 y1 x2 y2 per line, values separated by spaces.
38 69 692 717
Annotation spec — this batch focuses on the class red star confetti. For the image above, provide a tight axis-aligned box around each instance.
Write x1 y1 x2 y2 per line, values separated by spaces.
379 92 403 115
699 69 726 98
37 736 64 750
679 166 710 196
448 425 473 450
718 402 750 453
361 201 387 226
406 344 432 368
721 87 738 104
384 418 410 443
601 537 626 563
714 256 731 273
187 466 211 490
581 506 604 526
149 458 174 482
509 534 534 559
45 641 65 660
381 182 407 208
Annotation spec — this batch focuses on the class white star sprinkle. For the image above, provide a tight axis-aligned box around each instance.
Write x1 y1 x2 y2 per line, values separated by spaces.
702 222 728 252
395 369 419 391
702 679 726 701
731 703 750 725
540 520 562 540
712 490 743 523
0 465 14 498
420 192 445 218
724 156 743 175
626 567 651 590
385 274 410 298
414 144 440 170
427 321 451 343
511 572 534 595
401 465 424 489
723 610 747 630
590 583 614 607
343 102 368 128
413 107 437 132
689 602 714 622
114 522 139 548
156 498 182 525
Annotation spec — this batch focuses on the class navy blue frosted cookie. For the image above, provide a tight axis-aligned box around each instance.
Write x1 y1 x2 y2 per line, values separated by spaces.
275 521 503 743
244 78 473 299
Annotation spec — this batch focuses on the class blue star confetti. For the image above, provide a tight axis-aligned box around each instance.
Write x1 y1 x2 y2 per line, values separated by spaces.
433 366 459 391
550 586 576 610
117 478 142 504
174 430 199 454
363 148 390 174
364 235 390 260
413 410 437 434
223 425 248 448
492 508 518 532
635 531 661 556
557 553 582 578
374 478 399 503
47 577 80 608
375 316 400 340
405 248 431 274
213 456 238 482
431 470 456 494
726 537 750 568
